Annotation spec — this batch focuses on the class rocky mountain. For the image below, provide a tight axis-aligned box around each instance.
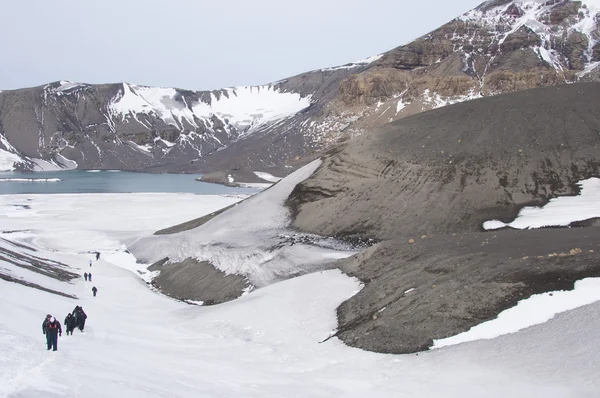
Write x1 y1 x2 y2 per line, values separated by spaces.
0 0 599 175
286 82 600 353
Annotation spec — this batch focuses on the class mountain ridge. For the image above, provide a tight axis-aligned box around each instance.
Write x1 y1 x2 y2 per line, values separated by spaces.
1 0 599 174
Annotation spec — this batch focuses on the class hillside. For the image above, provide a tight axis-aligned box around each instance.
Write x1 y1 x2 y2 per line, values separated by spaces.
287 82 600 353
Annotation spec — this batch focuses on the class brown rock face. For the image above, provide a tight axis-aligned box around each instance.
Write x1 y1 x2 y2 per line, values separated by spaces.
330 0 599 130
547 1 582 25
564 30 590 70
500 26 542 52
338 69 409 106
379 38 454 70
482 68 567 94
594 42 600 61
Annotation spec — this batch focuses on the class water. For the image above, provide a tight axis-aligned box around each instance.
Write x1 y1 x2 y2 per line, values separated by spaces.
0 170 260 195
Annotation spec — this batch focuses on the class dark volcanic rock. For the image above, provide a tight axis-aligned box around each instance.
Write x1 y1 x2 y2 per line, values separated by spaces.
289 83 600 240
150 258 250 305
335 228 600 354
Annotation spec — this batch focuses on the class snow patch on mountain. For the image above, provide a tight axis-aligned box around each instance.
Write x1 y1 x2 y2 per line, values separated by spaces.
253 171 282 183
0 149 22 172
460 0 600 74
51 81 89 94
0 133 24 171
483 177 600 230
321 54 383 71
108 83 312 136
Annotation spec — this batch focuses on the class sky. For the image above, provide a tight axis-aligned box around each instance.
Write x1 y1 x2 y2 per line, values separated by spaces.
0 0 483 91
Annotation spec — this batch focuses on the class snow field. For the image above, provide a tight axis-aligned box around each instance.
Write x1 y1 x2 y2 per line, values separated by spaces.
109 83 312 135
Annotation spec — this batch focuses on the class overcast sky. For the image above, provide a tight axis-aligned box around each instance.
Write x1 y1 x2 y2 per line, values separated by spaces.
1 0 483 91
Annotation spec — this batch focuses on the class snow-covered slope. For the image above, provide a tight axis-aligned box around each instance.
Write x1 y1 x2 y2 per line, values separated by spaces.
108 83 311 136
129 160 358 293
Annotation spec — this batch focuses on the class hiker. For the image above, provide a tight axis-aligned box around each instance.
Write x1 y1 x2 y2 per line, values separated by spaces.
88 272 92 282
43 315 62 351
92 286 98 297
96 252 100 261
89 259 92 267
64 313 76 335
84 272 88 282
41 314 51 341
72 306 87 331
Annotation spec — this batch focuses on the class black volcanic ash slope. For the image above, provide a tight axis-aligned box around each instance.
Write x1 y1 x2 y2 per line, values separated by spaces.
289 83 600 240
287 83 600 354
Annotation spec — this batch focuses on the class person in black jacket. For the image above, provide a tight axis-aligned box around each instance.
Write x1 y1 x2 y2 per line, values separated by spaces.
41 314 51 343
64 313 76 335
72 306 88 331
92 286 98 297
43 316 62 351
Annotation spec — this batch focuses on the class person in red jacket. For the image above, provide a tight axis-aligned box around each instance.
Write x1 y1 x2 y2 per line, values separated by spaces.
42 315 62 351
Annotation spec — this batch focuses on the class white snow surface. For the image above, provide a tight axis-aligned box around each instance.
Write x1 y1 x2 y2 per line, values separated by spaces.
1 188 600 396
129 160 358 287
0 148 22 172
321 54 383 71
51 80 88 94
108 83 312 135
484 177 600 230
253 171 282 183
0 178 61 182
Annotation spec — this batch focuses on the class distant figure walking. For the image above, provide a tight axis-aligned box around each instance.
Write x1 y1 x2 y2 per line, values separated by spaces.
96 252 100 261
92 286 98 297
84 272 88 282
64 313 76 335
89 259 92 267
88 272 92 282
42 315 62 351
72 306 88 331
42 314 51 345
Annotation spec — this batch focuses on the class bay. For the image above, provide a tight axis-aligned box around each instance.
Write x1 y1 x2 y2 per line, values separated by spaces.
0 170 259 195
